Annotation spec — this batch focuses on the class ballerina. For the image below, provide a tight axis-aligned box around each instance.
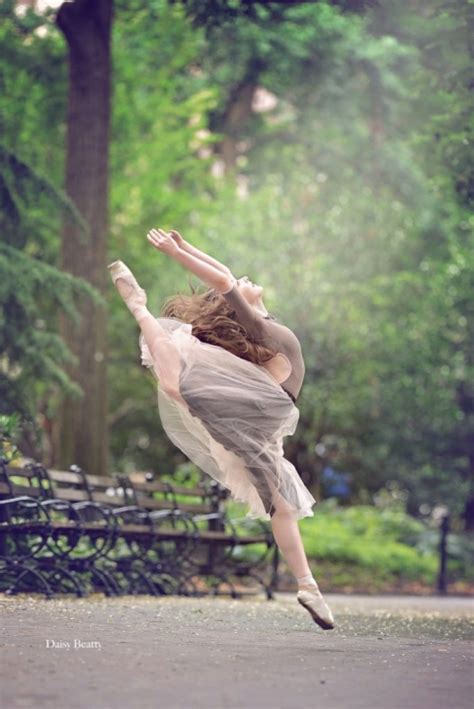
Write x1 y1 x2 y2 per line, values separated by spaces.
108 227 335 630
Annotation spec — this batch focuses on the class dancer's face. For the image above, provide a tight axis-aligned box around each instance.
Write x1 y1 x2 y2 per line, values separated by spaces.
236 276 263 303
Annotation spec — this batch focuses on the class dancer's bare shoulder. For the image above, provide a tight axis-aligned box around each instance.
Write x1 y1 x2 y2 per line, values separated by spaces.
261 352 292 384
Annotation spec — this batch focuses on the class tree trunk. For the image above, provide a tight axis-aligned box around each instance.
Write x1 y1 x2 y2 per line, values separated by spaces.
362 60 384 188
213 58 264 172
220 80 258 172
457 380 474 531
53 0 112 476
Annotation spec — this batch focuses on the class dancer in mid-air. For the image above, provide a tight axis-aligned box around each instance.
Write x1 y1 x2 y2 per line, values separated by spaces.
108 228 335 629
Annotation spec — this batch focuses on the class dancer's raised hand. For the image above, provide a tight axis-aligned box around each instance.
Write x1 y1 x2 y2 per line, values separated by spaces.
147 226 232 292
147 228 179 257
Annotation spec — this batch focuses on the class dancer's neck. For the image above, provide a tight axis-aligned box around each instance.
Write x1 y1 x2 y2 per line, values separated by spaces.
253 297 269 318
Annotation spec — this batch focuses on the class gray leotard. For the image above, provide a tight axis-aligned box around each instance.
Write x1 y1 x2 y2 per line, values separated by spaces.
221 284 305 401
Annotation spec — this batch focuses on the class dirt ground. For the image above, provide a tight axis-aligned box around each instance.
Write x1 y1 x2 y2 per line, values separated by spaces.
1 592 473 709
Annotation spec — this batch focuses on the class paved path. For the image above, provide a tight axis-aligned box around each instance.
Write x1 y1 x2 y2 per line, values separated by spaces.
1 593 473 709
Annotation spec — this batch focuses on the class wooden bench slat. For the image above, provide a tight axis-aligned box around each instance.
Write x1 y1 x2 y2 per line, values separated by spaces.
8 485 43 497
85 474 120 487
114 523 195 538
47 470 84 484
129 480 174 493
6 466 37 478
90 491 126 505
119 523 154 535
50 488 89 502
134 496 212 514
130 480 209 498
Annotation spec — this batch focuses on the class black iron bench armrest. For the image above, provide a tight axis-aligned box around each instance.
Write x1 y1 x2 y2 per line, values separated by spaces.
41 498 82 525
73 501 119 531
192 511 238 538
111 505 152 527
148 508 200 535
0 495 51 524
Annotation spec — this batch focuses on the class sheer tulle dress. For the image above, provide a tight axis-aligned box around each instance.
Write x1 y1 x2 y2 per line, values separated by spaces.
139 316 317 521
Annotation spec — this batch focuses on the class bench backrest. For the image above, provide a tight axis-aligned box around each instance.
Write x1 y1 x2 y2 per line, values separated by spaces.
41 467 90 503
126 471 218 515
0 461 228 520
83 473 129 508
33 466 129 507
0 464 47 499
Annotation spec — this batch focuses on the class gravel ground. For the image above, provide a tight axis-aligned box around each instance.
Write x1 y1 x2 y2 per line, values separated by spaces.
1 592 473 709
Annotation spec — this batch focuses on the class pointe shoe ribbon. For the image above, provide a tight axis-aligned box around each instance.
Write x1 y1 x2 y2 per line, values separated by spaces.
297 587 335 630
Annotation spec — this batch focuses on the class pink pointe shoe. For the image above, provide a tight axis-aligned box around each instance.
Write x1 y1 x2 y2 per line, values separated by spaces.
108 260 147 318
297 584 335 630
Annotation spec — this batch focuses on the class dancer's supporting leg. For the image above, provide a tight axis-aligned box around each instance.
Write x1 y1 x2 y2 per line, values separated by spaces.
270 492 335 629
270 497 317 591
237 437 320 593
109 262 184 403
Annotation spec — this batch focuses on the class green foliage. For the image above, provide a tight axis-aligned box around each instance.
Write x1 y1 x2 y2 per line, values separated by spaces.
0 146 88 249
0 6 106 433
0 241 102 419
299 501 436 581
0 412 22 461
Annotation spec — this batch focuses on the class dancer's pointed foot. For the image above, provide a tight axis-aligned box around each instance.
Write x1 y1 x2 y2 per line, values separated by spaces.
108 260 148 319
296 583 335 630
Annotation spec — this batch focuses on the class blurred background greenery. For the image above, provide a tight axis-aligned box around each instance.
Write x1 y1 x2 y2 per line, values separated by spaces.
1 0 472 590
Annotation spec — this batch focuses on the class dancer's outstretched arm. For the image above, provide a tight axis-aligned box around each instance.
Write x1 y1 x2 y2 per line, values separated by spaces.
147 228 233 293
168 229 234 279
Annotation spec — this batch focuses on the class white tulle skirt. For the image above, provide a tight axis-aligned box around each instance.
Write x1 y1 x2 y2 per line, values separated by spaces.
139 317 317 521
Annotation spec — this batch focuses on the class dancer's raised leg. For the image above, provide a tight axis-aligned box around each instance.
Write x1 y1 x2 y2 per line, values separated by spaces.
108 260 183 402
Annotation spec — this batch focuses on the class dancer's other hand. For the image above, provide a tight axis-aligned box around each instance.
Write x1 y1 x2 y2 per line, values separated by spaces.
147 228 179 257
168 229 185 249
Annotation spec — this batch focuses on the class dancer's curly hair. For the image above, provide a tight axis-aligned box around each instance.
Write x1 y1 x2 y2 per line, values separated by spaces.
161 286 276 365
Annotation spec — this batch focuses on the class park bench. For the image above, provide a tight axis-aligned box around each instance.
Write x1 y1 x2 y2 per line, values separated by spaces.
0 464 192 595
127 471 278 598
0 463 54 595
0 463 115 596
0 461 279 599
41 465 148 596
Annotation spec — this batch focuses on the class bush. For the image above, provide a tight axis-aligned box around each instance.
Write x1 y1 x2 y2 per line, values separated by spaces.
226 498 443 583
299 501 439 581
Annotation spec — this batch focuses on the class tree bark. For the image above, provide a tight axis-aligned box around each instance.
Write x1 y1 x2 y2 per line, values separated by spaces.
457 380 474 531
219 79 258 171
53 0 112 476
213 58 264 172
